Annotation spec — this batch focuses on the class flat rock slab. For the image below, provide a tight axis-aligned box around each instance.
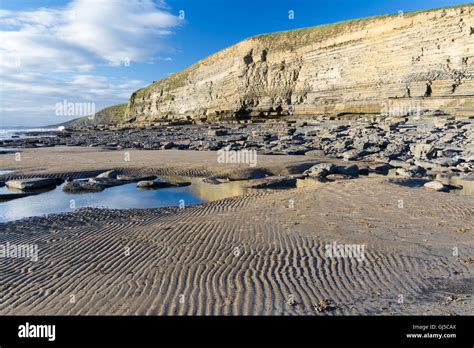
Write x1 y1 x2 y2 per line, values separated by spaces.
116 175 156 182
424 180 448 192
6 178 60 190
88 177 126 187
62 181 105 193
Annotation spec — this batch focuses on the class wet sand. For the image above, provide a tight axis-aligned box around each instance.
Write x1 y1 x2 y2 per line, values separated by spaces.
0 147 472 315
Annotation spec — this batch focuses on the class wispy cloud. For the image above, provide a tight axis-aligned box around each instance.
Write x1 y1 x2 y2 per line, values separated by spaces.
0 0 181 126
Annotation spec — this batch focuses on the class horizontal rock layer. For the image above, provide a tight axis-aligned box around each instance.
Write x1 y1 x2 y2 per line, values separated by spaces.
126 5 474 123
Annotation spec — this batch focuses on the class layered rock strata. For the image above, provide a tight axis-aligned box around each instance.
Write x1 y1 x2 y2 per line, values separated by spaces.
125 5 474 123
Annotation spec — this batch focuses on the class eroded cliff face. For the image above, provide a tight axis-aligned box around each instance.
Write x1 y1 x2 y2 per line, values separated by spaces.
126 5 474 123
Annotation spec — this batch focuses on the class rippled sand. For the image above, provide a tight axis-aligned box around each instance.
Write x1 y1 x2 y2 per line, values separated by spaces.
0 148 472 315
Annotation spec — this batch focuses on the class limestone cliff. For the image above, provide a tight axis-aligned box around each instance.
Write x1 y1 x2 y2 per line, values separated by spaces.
125 5 474 123
56 104 127 127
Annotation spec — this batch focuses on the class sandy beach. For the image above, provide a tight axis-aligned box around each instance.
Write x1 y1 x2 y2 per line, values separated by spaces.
0 147 472 315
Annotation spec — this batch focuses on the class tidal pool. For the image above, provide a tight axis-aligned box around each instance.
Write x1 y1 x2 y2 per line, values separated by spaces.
0 176 256 223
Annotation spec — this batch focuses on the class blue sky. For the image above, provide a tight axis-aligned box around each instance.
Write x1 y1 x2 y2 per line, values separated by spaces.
0 0 468 126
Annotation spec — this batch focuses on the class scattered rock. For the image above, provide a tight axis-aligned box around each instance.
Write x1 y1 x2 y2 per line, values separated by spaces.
413 143 436 160
334 164 359 177
4 118 471 191
304 162 335 179
342 149 364 161
162 141 174 149
396 165 426 178
369 163 392 175
62 181 105 193
389 160 412 169
208 129 228 136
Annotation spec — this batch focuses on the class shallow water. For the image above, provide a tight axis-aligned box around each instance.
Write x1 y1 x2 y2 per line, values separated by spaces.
0 176 258 223
0 179 199 222
1 171 471 222
161 176 252 201
435 174 474 196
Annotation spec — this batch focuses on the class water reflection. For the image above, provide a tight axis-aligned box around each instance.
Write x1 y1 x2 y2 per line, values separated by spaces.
0 180 205 222
435 174 474 196
162 176 251 201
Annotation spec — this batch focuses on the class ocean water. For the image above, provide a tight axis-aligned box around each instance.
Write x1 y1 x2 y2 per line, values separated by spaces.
0 127 59 141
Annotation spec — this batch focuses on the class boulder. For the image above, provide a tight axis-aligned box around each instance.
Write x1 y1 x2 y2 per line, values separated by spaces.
413 143 436 160
431 157 460 167
6 177 61 190
62 181 105 193
304 162 335 179
369 163 392 175
208 129 228 136
162 141 174 149
423 180 448 192
342 149 363 161
396 165 426 178
334 164 359 177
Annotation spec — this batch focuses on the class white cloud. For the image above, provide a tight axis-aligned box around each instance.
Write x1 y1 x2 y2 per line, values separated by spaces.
0 72 144 126
0 0 181 126
0 0 180 71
